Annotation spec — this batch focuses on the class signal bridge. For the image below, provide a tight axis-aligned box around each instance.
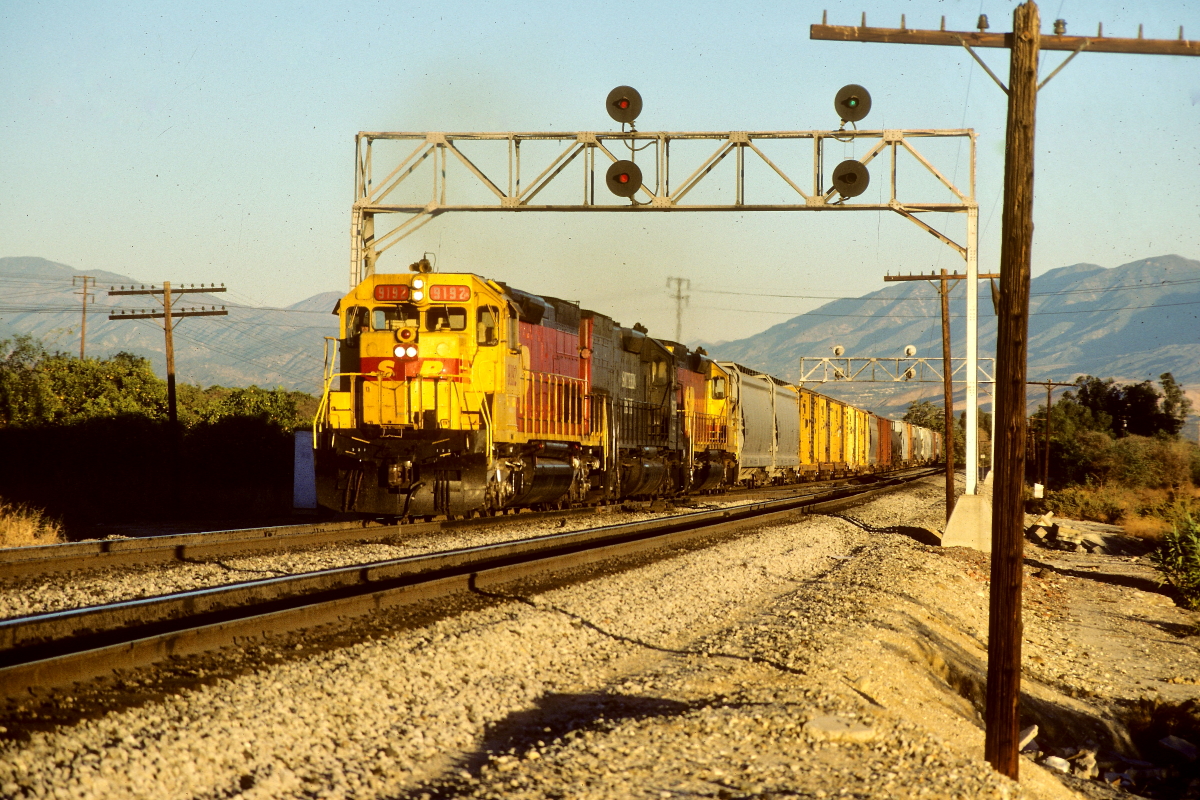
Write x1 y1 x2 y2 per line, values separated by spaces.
351 127 976 283
798 356 995 384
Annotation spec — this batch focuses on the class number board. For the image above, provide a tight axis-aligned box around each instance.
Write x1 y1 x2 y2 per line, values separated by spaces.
428 284 471 302
373 284 410 301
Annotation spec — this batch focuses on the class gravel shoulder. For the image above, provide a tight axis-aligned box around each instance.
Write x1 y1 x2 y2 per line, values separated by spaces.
0 476 1195 799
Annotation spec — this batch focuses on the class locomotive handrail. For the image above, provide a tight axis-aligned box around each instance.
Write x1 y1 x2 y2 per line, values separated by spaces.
313 371 370 442
519 371 589 437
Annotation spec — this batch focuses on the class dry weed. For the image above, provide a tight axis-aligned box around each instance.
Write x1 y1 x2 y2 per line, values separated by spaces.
0 500 64 548
1121 514 1170 543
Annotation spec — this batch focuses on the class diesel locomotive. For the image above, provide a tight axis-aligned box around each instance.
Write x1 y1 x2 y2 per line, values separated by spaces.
313 261 941 517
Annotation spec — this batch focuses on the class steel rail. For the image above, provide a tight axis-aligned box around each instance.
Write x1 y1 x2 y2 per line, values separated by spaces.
0 468 938 698
0 507 601 580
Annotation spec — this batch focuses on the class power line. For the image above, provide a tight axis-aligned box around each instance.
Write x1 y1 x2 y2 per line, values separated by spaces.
692 274 1200 301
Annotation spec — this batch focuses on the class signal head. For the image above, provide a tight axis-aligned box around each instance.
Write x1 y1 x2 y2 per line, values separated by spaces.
833 345 845 357
834 84 872 123
606 86 643 124
606 160 643 198
904 345 917 357
831 160 870 198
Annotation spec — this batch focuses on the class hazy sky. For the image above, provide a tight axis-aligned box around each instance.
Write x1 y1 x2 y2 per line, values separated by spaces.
3 0 1198 344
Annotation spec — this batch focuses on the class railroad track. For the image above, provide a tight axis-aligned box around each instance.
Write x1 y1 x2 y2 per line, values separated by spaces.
0 473 915 580
0 468 939 699
0 506 603 580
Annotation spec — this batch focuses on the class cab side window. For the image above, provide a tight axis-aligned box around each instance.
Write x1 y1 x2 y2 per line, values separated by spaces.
426 307 467 332
476 306 499 346
506 306 519 351
346 306 370 338
711 377 726 399
650 358 668 386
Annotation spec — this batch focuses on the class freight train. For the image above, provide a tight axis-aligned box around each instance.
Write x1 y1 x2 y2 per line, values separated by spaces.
313 262 941 517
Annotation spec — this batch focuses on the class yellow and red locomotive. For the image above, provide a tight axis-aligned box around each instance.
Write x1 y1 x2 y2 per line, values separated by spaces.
313 260 940 517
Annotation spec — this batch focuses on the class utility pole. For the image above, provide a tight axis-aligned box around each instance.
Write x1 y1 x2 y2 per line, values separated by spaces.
666 277 690 343
71 276 96 359
884 269 998 521
813 2 1199 779
108 282 228 424
1028 380 1074 489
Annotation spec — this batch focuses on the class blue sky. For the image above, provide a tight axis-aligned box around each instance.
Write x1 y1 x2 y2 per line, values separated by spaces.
3 0 1198 343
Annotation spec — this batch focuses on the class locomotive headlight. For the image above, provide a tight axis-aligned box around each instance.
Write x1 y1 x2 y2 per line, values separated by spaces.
412 290 424 301
405 345 418 358
412 278 425 290
393 345 406 357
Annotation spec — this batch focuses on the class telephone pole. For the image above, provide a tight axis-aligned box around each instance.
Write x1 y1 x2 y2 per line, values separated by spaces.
1028 380 1075 490
666 277 690 342
884 269 998 521
813 2 1200 778
108 282 228 424
71 276 96 359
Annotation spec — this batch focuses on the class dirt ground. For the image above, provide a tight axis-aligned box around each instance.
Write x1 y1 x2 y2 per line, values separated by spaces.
1 479 1197 800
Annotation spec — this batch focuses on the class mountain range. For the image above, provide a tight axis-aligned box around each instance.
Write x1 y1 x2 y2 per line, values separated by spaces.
0 256 339 395
2 255 1197 434
701 254 1200 426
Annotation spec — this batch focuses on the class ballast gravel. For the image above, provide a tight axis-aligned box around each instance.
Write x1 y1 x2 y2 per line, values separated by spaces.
3 475 1190 799
0 503 744 620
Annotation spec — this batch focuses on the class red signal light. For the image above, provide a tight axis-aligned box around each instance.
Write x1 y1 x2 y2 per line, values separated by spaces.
605 160 642 198
605 86 642 124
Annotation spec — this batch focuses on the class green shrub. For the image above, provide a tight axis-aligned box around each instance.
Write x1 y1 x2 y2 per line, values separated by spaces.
1151 514 1200 609
1109 436 1193 489
1044 483 1129 525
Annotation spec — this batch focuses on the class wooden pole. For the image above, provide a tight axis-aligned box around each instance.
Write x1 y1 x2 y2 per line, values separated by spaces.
940 269 956 520
163 281 177 426
1043 383 1052 489
813 3 1199 780
985 0 1039 779
73 276 94 359
80 279 90 359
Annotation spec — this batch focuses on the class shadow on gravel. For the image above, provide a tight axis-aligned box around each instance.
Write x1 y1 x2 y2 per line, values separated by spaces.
826 514 942 547
470 584 805 677
393 691 785 800
883 613 1142 757
1025 557 1178 599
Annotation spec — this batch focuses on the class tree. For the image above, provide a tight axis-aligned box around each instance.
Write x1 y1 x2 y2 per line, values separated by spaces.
1159 372 1192 437
41 351 167 423
1052 373 1190 440
901 399 944 431
0 336 56 427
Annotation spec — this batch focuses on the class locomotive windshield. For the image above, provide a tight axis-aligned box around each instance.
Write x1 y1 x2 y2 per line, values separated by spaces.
372 304 419 330
426 307 468 332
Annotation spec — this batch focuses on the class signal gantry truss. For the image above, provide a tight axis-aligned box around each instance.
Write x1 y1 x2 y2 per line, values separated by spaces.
798 356 995 384
351 128 977 284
